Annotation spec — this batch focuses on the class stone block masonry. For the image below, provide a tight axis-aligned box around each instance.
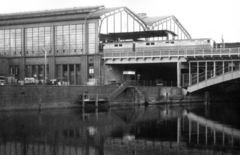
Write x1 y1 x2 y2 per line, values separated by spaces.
0 85 165 110
0 85 206 111
0 85 116 111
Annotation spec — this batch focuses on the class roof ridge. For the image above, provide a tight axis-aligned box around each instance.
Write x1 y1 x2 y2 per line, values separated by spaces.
0 5 104 16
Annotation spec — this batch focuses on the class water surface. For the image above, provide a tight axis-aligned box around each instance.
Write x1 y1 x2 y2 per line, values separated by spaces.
0 102 239 155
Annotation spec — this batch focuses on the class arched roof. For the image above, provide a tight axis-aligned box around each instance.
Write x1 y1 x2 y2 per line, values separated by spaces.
90 7 191 38
0 5 191 38
140 15 191 39
140 16 171 26
90 6 148 31
90 7 124 18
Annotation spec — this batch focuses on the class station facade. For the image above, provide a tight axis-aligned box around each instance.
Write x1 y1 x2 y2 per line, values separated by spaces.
0 5 197 86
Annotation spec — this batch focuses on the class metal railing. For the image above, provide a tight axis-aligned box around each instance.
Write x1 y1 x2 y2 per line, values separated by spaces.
187 65 240 86
103 48 240 59
122 80 177 87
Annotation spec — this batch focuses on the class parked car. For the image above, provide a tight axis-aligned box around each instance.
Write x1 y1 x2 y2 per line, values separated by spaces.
24 77 35 84
46 79 58 85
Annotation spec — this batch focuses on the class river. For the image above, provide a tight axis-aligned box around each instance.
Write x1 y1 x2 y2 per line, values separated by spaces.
0 102 239 155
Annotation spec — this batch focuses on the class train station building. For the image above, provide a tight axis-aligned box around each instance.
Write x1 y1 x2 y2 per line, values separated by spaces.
0 5 214 87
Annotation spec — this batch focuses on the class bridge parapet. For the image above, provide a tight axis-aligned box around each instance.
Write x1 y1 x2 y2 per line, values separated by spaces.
186 60 240 92
103 48 240 62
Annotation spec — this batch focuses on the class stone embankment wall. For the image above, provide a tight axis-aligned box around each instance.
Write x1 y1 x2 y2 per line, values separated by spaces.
0 85 116 111
138 86 204 103
0 85 204 111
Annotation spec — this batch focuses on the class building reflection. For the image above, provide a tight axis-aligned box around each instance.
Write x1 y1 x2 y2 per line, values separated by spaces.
0 104 239 155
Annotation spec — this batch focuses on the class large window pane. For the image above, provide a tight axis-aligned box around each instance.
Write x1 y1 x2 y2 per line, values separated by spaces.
88 23 95 54
25 27 52 55
55 24 84 54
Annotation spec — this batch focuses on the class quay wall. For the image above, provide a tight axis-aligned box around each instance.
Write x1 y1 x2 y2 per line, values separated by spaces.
0 85 203 111
0 85 116 111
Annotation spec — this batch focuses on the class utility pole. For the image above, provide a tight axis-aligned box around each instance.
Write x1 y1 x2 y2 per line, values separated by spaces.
42 47 47 84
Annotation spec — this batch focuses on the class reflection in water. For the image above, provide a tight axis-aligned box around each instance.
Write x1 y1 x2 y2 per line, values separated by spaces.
0 103 239 155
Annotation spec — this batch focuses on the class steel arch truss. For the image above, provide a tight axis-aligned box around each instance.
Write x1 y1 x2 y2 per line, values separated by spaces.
150 16 191 39
99 7 147 34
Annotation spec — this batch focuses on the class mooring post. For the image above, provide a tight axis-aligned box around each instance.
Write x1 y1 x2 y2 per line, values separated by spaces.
134 89 136 106
144 94 149 107
38 95 42 112
95 108 99 120
82 108 85 121
189 120 192 143
95 94 99 108
205 126 208 144
166 92 169 103
138 93 140 106
197 123 199 144
222 133 225 145
82 93 85 108
109 95 111 107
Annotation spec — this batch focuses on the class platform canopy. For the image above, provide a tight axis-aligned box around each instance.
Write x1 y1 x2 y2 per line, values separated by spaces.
100 30 177 41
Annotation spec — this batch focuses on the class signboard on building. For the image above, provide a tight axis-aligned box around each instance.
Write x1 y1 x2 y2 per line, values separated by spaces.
123 71 135 75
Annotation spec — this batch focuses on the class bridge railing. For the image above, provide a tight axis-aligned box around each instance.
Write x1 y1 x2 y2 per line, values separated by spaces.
182 62 240 87
121 80 177 87
186 64 240 87
103 48 240 58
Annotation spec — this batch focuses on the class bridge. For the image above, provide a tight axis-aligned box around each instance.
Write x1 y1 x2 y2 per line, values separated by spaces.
187 66 240 92
103 47 240 64
103 44 240 93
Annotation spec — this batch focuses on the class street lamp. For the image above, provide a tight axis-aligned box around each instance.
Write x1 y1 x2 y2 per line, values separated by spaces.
42 47 47 84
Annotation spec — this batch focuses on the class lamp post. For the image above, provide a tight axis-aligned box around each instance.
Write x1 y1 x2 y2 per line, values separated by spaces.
42 47 47 84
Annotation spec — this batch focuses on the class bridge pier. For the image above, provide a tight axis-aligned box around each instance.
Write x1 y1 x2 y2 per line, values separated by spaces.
177 117 181 144
177 62 181 88
204 91 210 106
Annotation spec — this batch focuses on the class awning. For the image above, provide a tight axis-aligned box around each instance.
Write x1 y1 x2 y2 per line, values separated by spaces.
100 30 177 41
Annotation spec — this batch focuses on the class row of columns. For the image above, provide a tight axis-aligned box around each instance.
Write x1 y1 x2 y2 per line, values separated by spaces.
177 62 181 88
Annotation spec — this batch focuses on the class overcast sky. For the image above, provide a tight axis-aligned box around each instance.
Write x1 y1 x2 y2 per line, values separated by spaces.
0 0 239 43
